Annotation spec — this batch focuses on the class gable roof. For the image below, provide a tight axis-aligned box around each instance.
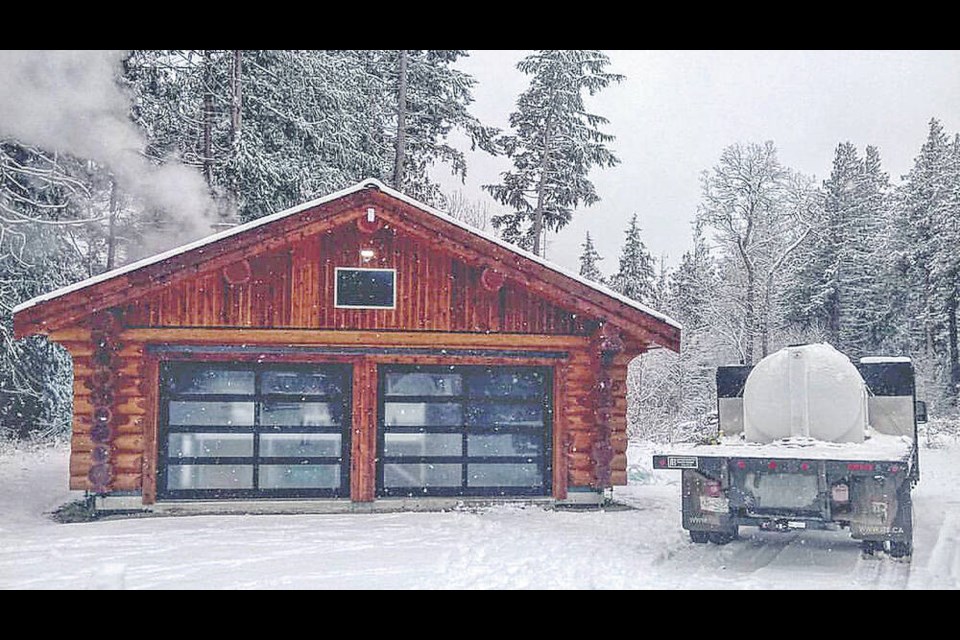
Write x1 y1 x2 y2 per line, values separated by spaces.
13 179 680 350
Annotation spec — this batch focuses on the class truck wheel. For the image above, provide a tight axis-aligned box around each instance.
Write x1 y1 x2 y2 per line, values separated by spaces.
860 540 883 555
708 530 737 545
888 541 912 558
689 530 710 544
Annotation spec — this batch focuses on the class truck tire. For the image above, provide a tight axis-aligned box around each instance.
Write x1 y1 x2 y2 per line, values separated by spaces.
708 530 737 545
888 541 912 558
689 530 710 544
860 540 883 555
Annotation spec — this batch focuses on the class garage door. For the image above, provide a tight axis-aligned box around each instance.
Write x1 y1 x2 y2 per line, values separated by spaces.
158 363 351 499
378 365 552 497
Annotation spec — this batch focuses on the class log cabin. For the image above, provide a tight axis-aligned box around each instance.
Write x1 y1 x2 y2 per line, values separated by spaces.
13 179 680 513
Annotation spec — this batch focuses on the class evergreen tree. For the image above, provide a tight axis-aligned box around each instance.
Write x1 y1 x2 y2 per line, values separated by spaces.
384 50 499 203
484 50 623 256
894 119 953 366
610 214 655 304
784 142 889 358
669 223 715 330
577 231 604 283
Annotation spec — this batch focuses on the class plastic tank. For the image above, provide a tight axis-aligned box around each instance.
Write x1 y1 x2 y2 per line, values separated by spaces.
743 343 867 444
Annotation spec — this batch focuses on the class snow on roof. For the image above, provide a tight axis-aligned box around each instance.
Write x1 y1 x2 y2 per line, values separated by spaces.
860 356 913 364
13 178 682 331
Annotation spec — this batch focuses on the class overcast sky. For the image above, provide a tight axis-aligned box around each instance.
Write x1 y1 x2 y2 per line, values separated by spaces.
435 50 960 274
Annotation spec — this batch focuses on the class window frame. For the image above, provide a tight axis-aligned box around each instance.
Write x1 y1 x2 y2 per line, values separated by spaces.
376 364 553 498
333 267 397 310
157 362 353 500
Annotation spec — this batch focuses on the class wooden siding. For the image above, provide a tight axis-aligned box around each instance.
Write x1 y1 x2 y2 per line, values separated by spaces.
17 184 675 503
62 326 627 499
122 224 589 336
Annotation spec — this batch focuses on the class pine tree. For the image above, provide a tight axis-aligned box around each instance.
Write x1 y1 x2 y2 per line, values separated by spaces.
783 142 889 358
578 231 604 283
484 50 623 256
385 50 499 203
669 223 715 330
610 214 655 304
894 119 952 364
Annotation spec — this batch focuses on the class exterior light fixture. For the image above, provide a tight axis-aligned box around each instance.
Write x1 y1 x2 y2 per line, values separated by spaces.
360 248 376 262
367 207 376 222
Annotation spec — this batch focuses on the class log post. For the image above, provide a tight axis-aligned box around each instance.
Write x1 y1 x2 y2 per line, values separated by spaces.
591 322 624 489
86 310 123 494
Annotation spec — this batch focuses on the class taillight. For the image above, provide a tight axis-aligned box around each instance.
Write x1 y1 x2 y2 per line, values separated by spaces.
736 460 746 469
890 465 900 474
704 480 722 498
768 460 778 470
800 462 810 471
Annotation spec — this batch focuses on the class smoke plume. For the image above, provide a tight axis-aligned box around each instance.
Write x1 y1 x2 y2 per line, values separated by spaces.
0 50 216 255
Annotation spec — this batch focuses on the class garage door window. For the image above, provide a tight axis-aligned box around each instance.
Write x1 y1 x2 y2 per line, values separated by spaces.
378 365 552 496
158 363 351 499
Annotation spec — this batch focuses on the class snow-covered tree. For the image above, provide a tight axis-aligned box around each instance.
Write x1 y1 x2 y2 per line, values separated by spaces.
0 143 91 439
384 50 499 203
610 214 655 304
696 141 814 364
783 142 889 358
485 50 623 256
577 231 604 283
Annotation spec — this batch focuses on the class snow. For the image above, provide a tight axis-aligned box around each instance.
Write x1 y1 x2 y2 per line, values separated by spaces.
860 356 913 364
655 432 915 462
2 439 958 589
12 179 681 332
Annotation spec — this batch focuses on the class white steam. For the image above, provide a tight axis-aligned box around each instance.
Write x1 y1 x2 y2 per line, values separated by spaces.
0 50 215 254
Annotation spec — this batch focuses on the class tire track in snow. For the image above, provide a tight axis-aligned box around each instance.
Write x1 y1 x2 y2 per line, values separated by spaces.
909 511 960 589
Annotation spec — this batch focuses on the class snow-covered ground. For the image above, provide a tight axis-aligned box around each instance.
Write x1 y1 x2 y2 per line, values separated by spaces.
1 441 958 589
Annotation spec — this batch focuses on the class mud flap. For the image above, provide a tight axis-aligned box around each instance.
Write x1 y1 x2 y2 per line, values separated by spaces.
849 475 913 554
681 468 737 538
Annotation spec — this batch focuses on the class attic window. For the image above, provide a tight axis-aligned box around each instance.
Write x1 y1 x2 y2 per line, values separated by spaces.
335 268 396 309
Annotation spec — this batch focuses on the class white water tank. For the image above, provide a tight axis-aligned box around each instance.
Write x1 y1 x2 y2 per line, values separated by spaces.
743 343 867 444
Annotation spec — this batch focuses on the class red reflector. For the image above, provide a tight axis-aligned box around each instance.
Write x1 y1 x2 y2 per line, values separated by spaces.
768 461 777 470
847 463 875 472
801 462 810 471
658 459 667 467
737 461 746 469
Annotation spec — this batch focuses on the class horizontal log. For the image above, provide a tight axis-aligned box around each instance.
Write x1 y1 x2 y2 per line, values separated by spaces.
69 455 93 477
75 397 146 416
72 384 142 400
610 432 628 453
113 454 143 473
59 343 144 358
110 474 142 492
113 434 144 453
610 470 627 486
119 327 590 351
74 414 144 434
74 360 142 377
72 434 94 453
611 453 628 472
568 469 595 487
70 475 92 491
567 452 595 471
568 431 595 451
